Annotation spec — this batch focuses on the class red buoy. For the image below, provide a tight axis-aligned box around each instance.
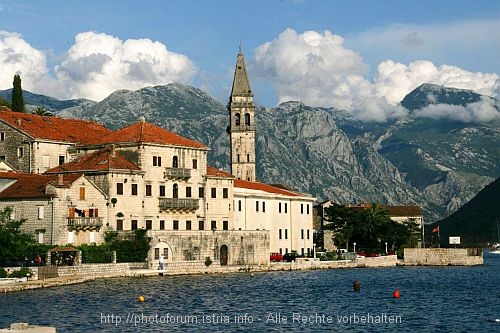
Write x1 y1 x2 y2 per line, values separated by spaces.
392 288 400 298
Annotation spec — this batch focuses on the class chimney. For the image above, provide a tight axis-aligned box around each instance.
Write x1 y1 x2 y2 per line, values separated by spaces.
110 145 116 158
16 118 22 126
57 174 64 186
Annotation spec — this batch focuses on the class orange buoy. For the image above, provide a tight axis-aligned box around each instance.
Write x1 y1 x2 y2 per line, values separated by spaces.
137 295 145 302
392 288 400 298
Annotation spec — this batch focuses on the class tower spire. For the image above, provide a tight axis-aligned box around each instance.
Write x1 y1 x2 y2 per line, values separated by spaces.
228 47 256 182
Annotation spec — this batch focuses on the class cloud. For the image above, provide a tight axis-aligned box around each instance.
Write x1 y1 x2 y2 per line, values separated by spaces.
54 32 197 100
253 28 499 122
413 97 500 123
0 31 48 91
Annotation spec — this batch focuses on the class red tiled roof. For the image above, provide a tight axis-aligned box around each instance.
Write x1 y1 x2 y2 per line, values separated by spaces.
0 111 112 144
234 179 299 197
0 172 82 199
206 166 234 178
98 119 207 149
46 146 141 173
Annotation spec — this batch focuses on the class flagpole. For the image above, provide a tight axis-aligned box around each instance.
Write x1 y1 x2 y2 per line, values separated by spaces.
438 226 440 248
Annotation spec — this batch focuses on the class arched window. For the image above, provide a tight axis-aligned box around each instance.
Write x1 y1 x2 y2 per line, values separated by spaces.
173 184 178 198
245 113 250 126
235 113 240 126
172 156 178 168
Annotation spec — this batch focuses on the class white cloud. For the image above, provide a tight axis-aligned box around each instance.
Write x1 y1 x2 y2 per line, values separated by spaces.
0 31 196 101
413 97 500 123
253 28 499 122
0 31 48 91
55 32 196 100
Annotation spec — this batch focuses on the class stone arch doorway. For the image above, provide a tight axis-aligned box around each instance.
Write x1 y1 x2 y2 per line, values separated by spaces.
220 245 228 266
153 241 172 269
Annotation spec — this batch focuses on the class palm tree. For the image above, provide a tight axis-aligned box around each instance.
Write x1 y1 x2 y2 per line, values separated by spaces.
32 106 54 116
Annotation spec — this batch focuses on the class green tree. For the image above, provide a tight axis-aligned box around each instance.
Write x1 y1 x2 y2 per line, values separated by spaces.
33 106 53 116
0 207 35 266
0 96 11 109
11 74 25 112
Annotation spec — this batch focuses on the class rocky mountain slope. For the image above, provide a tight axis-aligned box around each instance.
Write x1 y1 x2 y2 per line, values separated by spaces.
2 84 498 223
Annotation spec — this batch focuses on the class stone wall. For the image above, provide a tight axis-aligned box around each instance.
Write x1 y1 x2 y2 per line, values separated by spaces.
56 263 133 278
404 248 483 266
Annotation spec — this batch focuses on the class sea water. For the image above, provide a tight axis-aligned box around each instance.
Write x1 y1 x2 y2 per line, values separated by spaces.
1 253 498 332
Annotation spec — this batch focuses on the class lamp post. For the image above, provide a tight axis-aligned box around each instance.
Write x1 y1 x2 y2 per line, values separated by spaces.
385 242 388 254
353 242 357 253
313 243 316 259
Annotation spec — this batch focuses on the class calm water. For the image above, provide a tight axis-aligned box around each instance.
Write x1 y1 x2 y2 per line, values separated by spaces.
1 254 499 333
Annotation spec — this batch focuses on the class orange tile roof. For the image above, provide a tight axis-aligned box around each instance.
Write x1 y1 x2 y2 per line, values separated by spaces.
234 179 299 197
0 172 82 199
98 119 207 149
0 111 112 144
46 146 141 173
206 166 234 178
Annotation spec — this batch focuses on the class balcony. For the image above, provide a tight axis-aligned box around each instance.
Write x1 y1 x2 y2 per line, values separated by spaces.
159 198 199 212
67 217 103 231
164 167 191 180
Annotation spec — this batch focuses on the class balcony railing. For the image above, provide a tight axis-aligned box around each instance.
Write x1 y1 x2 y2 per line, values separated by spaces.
164 167 191 179
67 217 103 230
159 198 199 211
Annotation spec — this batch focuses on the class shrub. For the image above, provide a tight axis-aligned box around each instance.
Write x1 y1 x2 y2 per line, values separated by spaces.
8 267 31 278
204 257 213 267
0 267 7 278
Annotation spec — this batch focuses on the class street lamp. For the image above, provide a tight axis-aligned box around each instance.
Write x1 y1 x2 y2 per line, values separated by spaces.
385 242 388 254
353 242 356 253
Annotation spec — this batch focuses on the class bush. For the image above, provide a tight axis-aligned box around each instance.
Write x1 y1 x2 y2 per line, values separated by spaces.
0 267 7 278
205 257 213 267
107 229 150 263
78 244 113 263
8 267 31 278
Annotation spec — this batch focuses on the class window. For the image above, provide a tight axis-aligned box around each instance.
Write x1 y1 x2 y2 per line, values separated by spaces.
131 184 138 195
79 187 85 200
245 113 250 126
186 186 192 198
173 220 179 230
0 132 4 141
256 201 259 212
211 188 216 198
116 220 123 231
237 154 240 163
223 188 228 198
279 202 282 213
223 220 228 230
163 248 169 259
307 204 310 214
146 220 152 230
145 184 152 196
199 220 205 230
301 229 304 239
37 232 44 244
37 206 44 219
117 183 124 195
172 156 179 168
155 248 160 260
211 220 217 230
307 230 310 239
262 202 266 212
173 184 179 198
159 220 165 230
17 147 24 157
247 154 250 162
186 220 192 230
192 159 197 169
59 155 65 165
285 203 288 213
199 187 204 198
279 229 282 240
153 156 161 166
238 200 242 211
131 220 138 230
235 113 240 126
285 229 288 239
301 204 304 214
159 185 165 197
0 156 5 161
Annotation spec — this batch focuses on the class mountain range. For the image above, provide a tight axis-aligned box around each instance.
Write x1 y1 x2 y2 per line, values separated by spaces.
1 84 499 228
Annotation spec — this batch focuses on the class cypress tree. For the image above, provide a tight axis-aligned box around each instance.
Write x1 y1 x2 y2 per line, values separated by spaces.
11 74 25 112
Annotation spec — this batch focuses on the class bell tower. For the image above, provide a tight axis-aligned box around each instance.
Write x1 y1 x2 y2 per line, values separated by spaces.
228 47 256 182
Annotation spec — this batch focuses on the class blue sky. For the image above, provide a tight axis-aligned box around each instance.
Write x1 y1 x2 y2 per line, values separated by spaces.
1 0 499 121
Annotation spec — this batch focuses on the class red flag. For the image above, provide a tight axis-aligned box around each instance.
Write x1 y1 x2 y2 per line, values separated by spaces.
432 226 439 233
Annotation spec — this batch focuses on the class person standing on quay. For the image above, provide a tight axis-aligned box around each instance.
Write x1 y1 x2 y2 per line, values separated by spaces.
159 254 165 270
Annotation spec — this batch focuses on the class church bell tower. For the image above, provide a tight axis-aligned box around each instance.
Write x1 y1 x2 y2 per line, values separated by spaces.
228 48 256 182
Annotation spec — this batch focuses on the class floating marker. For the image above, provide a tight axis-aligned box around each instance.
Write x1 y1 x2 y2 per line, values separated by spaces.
137 295 145 302
392 288 400 298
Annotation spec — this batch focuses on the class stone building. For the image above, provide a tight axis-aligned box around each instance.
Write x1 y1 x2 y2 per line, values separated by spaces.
0 48 314 265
